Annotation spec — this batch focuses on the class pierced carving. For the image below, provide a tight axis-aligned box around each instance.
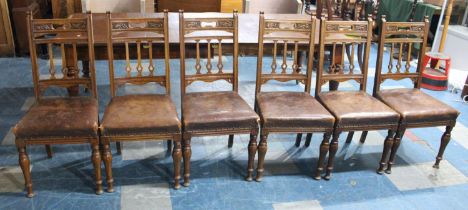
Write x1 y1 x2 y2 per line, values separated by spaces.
265 22 280 29
326 24 367 32
185 21 201 29
216 20 234 28
34 24 54 31
326 24 339 31
387 25 424 32
354 24 367 32
294 23 312 30
70 22 86 29
112 22 130 29
147 21 163 28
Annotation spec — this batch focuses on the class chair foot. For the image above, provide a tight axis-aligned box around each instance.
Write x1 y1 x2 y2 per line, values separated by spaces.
295 133 302 147
45 145 53 158
183 182 190 187
323 174 331 181
26 192 34 198
245 176 253 182
107 185 115 193
376 168 385 175
228 135 234 148
384 169 392 174
96 189 104 195
304 133 313 147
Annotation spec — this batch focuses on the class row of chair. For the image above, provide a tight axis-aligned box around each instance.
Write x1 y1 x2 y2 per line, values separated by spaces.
14 11 459 197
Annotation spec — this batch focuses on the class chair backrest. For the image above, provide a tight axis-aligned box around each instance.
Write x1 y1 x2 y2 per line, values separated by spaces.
179 10 239 95
315 16 373 95
106 11 170 97
316 0 380 21
27 12 97 100
255 12 316 94
373 16 430 94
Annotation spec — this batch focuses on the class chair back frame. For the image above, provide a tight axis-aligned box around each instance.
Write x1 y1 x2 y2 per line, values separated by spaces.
106 11 171 97
373 16 430 95
255 12 316 95
27 12 97 100
315 16 373 95
178 10 239 96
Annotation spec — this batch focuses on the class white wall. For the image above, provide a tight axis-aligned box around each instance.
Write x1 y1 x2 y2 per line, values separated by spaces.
246 0 299 14
433 25 468 71
82 0 153 13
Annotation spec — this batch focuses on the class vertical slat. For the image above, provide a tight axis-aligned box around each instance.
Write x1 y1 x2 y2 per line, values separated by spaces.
349 42 355 74
340 42 345 74
72 43 78 78
217 39 223 73
292 41 299 74
256 11 265 94
330 42 336 73
136 41 143 77
396 42 403 73
125 42 131 77
387 43 394 74
206 39 212 74
405 42 412 73
281 40 288 74
195 40 201 74
148 41 155 76
60 44 68 78
48 43 56 79
271 40 278 74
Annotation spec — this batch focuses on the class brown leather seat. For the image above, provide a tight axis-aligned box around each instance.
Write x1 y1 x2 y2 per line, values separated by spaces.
183 91 259 133
14 97 98 139
376 88 460 126
318 91 400 129
257 92 335 130
101 94 181 136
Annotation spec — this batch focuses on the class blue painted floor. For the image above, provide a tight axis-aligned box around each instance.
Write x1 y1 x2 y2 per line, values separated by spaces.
0 44 467 210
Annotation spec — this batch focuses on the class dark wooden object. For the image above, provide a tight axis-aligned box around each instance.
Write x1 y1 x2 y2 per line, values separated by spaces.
99 11 182 191
315 17 399 179
14 13 101 197
179 11 259 185
254 13 335 180
373 16 459 174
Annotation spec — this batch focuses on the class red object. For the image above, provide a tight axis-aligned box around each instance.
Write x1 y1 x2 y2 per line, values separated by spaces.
421 52 451 91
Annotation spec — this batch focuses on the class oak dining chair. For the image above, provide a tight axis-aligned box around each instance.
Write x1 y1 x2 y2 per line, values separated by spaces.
179 10 260 185
100 11 182 191
14 12 101 197
373 16 460 174
315 16 400 179
254 12 335 181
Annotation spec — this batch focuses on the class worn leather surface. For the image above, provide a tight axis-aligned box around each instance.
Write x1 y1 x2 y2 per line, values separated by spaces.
376 88 460 125
182 91 259 133
101 94 181 136
256 92 335 130
15 97 98 139
318 91 399 129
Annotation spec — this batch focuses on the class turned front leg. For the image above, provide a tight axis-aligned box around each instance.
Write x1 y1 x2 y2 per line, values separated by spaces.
172 135 182 189
377 129 395 174
18 145 33 198
102 140 114 193
255 133 268 182
182 134 192 187
324 131 341 180
314 132 331 180
246 130 258 181
91 142 103 195
385 128 405 174
433 125 453 169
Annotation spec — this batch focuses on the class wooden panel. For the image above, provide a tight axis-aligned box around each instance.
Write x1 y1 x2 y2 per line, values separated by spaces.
221 0 243 13
157 0 221 12
0 0 15 56
52 0 81 18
